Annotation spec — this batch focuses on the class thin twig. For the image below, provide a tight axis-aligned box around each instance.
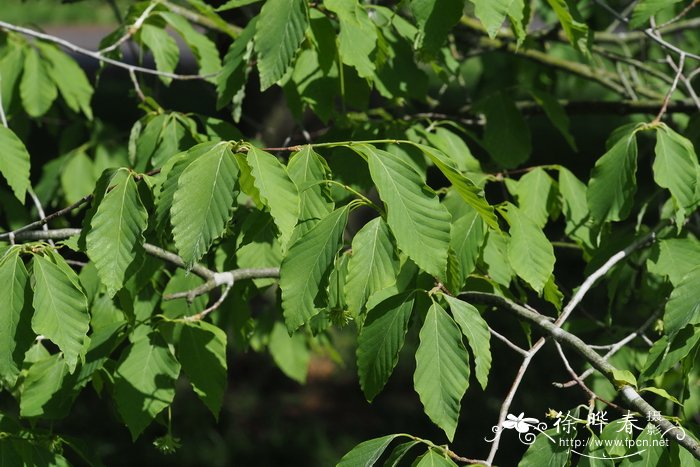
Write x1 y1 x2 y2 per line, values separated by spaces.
665 55 700 110
99 1 158 54
489 326 529 357
0 20 214 81
656 0 700 29
184 283 233 321
27 188 53 246
654 53 686 123
129 69 146 102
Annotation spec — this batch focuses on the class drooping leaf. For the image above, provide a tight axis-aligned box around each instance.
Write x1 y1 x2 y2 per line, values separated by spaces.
0 249 33 386
647 238 700 286
30 253 90 372
0 44 24 112
587 130 638 222
171 142 239 266
0 125 31 202
337 434 401 467
325 0 377 79
558 167 595 249
356 293 415 401
478 92 531 168
60 150 95 206
653 124 700 212
139 23 180 85
216 17 257 119
663 266 700 338
280 205 349 331
480 230 513 286
410 0 464 53
345 218 400 317
287 145 333 238
244 146 300 249
113 332 181 440
443 295 491 390
447 203 486 291
254 0 309 90
20 46 58 117
268 321 310 383
159 12 222 79
414 302 470 441
358 144 451 279
86 170 148 297
506 204 555 293
515 168 556 229
531 89 576 150
383 441 420 467
641 326 700 379
545 0 591 56
423 127 481 173
415 449 458 467
35 41 94 119
19 354 72 418
176 321 227 418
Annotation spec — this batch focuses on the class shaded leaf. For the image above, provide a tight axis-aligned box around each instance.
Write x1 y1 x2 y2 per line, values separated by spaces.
337 434 401 467
269 321 310 383
20 46 57 117
325 0 377 79
506 204 555 293
653 124 699 211
0 125 31 202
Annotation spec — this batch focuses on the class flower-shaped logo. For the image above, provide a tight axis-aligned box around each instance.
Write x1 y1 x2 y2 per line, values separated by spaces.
503 413 540 433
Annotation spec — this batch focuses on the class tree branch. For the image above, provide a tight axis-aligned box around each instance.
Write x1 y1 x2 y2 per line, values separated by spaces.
0 20 215 81
461 292 700 461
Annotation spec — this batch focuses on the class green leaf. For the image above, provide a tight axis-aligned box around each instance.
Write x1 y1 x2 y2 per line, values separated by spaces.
0 125 31 202
254 0 309 90
0 249 33 386
611 368 637 388
506 204 555 293
287 145 333 237
618 424 666 467
171 142 239 267
481 230 513 286
410 0 464 53
413 143 498 230
216 0 262 10
640 386 681 405
216 17 257 119
19 354 71 418
587 130 638 222
35 41 94 119
280 205 349 331
423 127 481 173
518 429 572 467
414 302 470 441
641 325 700 379
114 332 181 440
447 203 486 291
515 168 556 229
60 150 95 205
647 238 700 286
415 449 458 467
0 44 24 112
159 12 222 79
545 0 591 56
470 0 526 40
662 266 700 338
140 24 180 85
479 92 531 168
20 46 58 117
325 0 378 79
86 170 148 297
383 441 420 467
176 321 227 417
337 434 401 467
30 254 89 373
345 218 400 317
443 296 491 390
653 124 700 211
269 321 310 383
531 89 576 150
357 293 415 401
559 167 595 249
245 146 300 249
630 0 681 28
358 145 451 279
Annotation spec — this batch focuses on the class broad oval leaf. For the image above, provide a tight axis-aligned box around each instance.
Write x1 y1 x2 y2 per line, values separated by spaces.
254 0 309 90
0 125 31 202
171 142 239 267
506 204 555 294
0 249 33 386
30 253 90 372
356 292 415 401
358 144 451 279
663 266 700 338
86 170 148 297
647 238 700 286
587 130 638 222
345 218 400 317
20 46 58 117
415 449 458 467
325 0 377 79
245 146 300 249
287 145 333 238
653 124 700 212
280 205 349 331
140 24 180 85
114 332 181 440
337 434 401 467
443 295 491 390
515 168 556 229
414 302 470 441
269 321 311 383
